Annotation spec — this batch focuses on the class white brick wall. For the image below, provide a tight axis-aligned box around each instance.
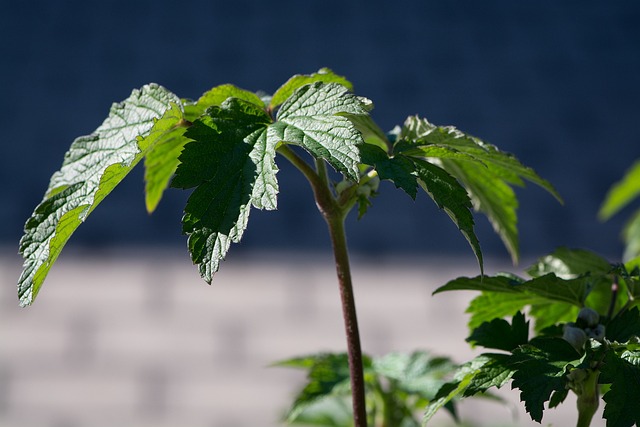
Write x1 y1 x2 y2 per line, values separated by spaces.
0 249 597 426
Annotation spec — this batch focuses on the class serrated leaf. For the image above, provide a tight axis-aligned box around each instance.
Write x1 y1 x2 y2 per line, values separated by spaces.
183 84 265 121
423 354 504 424
467 311 529 351
433 275 524 295
463 353 514 397
510 337 581 423
436 273 590 307
171 98 275 283
18 84 180 306
398 116 561 200
526 246 612 279
271 82 368 181
412 158 483 272
602 350 640 427
599 159 640 220
397 116 561 263
270 68 353 109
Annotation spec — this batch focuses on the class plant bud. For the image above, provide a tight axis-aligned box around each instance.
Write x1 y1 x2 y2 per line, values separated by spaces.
563 324 588 351
585 324 605 342
577 307 600 328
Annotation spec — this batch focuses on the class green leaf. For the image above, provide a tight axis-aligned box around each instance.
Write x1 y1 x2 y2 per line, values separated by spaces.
509 337 581 423
523 274 591 306
622 210 640 262
372 351 457 397
359 144 418 198
271 82 368 181
183 84 265 121
526 247 612 279
270 68 353 109
599 159 640 220
529 302 580 333
465 292 548 332
433 275 525 295
602 350 640 427
463 354 514 397
396 116 561 263
412 158 482 271
467 311 529 351
274 353 367 422
437 273 590 306
18 84 180 306
171 98 275 283
607 306 640 343
442 159 522 263
143 105 191 212
423 354 506 424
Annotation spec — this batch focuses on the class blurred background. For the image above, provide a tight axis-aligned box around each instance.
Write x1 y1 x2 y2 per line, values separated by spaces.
1 1 638 426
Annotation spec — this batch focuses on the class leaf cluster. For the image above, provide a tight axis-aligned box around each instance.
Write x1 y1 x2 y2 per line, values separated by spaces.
429 248 640 426
275 351 476 427
17 68 558 306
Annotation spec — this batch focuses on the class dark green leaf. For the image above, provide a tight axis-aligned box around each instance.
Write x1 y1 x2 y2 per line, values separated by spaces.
270 68 353 109
18 84 180 306
463 353 514 396
524 274 591 306
509 337 581 423
433 275 525 295
172 98 274 282
423 355 505 423
358 144 417 198
602 350 640 427
607 307 640 343
271 82 368 180
467 311 529 351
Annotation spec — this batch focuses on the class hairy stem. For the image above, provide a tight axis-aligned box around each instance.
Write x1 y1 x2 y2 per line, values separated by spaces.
278 146 367 427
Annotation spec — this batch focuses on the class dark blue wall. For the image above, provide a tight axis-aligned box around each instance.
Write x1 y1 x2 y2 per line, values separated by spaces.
2 1 639 262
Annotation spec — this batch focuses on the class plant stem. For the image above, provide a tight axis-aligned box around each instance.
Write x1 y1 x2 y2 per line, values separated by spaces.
576 369 600 427
278 145 368 427
325 212 368 427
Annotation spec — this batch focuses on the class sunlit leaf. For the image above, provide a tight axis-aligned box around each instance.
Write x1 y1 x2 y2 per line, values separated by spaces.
18 84 180 305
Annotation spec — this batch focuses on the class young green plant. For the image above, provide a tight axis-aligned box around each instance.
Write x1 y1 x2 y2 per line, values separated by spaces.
17 69 558 427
